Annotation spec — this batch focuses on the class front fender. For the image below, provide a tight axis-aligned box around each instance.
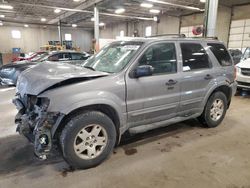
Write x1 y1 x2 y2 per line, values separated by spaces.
40 90 127 136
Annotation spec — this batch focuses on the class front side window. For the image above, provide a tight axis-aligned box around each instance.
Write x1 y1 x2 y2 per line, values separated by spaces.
138 43 177 75
181 43 210 71
208 43 232 66
83 42 143 73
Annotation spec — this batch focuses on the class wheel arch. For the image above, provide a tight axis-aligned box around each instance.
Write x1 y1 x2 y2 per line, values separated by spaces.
52 104 122 144
204 84 232 109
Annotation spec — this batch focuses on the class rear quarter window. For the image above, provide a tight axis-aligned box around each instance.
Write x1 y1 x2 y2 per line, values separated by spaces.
207 43 233 66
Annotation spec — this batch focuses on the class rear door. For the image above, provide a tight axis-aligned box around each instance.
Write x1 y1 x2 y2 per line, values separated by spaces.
126 41 181 127
178 41 216 116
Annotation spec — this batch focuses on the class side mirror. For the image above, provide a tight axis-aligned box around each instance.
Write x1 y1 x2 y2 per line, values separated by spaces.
133 65 154 78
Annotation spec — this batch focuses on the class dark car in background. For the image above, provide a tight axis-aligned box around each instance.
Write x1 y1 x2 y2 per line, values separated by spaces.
229 49 242 65
0 51 90 86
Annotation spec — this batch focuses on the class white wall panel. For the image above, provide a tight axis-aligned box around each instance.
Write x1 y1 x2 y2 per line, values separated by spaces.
229 34 243 41
231 20 245 27
0 26 93 53
230 27 244 34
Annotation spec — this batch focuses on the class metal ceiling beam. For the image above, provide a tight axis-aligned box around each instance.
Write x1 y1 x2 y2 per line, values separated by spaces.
146 0 204 11
49 0 104 24
10 2 154 23
1 19 94 29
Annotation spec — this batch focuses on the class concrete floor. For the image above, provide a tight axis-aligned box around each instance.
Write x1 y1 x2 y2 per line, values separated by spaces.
0 87 250 188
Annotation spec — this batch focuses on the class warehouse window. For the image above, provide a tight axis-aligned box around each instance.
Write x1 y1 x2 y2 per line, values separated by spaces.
145 26 152 37
208 43 233 66
181 43 210 71
11 30 21 39
65 33 72 41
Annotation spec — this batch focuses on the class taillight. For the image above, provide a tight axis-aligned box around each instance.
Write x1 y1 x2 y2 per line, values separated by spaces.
234 66 237 80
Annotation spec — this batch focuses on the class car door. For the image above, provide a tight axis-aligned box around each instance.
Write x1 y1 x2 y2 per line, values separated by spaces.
126 42 181 127
178 41 216 116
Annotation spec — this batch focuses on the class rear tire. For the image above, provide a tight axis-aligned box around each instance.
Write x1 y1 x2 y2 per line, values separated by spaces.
60 111 116 169
198 92 227 128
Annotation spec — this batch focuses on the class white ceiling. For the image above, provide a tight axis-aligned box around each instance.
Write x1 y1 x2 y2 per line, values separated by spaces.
0 0 250 28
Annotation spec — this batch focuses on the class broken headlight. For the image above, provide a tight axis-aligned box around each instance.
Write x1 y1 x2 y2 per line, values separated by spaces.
37 97 50 111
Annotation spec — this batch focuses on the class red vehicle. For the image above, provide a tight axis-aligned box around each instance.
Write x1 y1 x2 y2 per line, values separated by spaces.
12 52 47 62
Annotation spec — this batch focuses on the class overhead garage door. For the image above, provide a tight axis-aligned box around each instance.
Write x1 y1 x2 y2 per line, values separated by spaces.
228 19 250 51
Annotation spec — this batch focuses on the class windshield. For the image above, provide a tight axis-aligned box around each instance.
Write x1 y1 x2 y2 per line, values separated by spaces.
242 47 250 60
83 41 143 73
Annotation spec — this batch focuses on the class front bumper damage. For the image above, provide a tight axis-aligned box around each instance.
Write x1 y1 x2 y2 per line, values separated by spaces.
13 95 64 160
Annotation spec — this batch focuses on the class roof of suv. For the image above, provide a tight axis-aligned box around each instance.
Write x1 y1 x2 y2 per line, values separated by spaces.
115 36 223 45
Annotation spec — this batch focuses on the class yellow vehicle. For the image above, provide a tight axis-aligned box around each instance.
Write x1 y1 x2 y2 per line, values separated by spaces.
40 45 65 52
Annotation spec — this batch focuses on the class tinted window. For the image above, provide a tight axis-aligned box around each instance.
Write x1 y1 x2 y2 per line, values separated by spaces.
208 43 232 66
138 43 177 74
181 43 210 71
48 53 70 61
71 53 88 60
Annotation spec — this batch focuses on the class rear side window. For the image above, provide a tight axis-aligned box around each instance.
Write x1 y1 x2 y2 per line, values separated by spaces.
208 43 232 66
180 43 210 71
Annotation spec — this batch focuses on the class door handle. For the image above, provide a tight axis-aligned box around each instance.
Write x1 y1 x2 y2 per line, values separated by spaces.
204 74 213 80
165 79 178 86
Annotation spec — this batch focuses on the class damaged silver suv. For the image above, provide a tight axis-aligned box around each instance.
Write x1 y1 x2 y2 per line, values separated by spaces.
13 36 237 169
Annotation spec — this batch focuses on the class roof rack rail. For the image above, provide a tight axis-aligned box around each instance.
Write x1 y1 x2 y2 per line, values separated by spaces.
184 36 219 40
146 34 186 38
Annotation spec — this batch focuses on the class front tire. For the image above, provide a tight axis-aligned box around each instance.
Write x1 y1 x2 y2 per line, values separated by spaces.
198 92 227 128
60 111 116 169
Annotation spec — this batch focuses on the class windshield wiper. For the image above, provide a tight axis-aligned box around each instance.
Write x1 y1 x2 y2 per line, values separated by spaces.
84 66 95 71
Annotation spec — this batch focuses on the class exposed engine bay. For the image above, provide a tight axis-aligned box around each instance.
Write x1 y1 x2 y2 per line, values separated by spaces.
13 94 63 159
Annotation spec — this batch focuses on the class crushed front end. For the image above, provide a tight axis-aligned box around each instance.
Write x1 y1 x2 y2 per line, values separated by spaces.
13 94 64 160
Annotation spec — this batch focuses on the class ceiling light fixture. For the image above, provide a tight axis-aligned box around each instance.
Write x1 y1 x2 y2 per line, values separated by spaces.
146 0 204 11
153 16 158 22
54 9 61 13
150 9 160 14
91 17 95 22
41 18 46 22
72 24 77 27
24 24 29 27
0 4 13 10
0 14 5 18
73 0 80 2
115 8 125 14
200 0 206 2
140 3 153 8
0 22 3 26
99 22 105 26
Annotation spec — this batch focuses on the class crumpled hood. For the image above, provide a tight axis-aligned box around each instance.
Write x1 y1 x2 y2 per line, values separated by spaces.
237 59 250 69
16 61 109 97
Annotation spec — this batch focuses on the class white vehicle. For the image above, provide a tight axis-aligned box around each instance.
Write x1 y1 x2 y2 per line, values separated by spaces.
236 47 250 90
